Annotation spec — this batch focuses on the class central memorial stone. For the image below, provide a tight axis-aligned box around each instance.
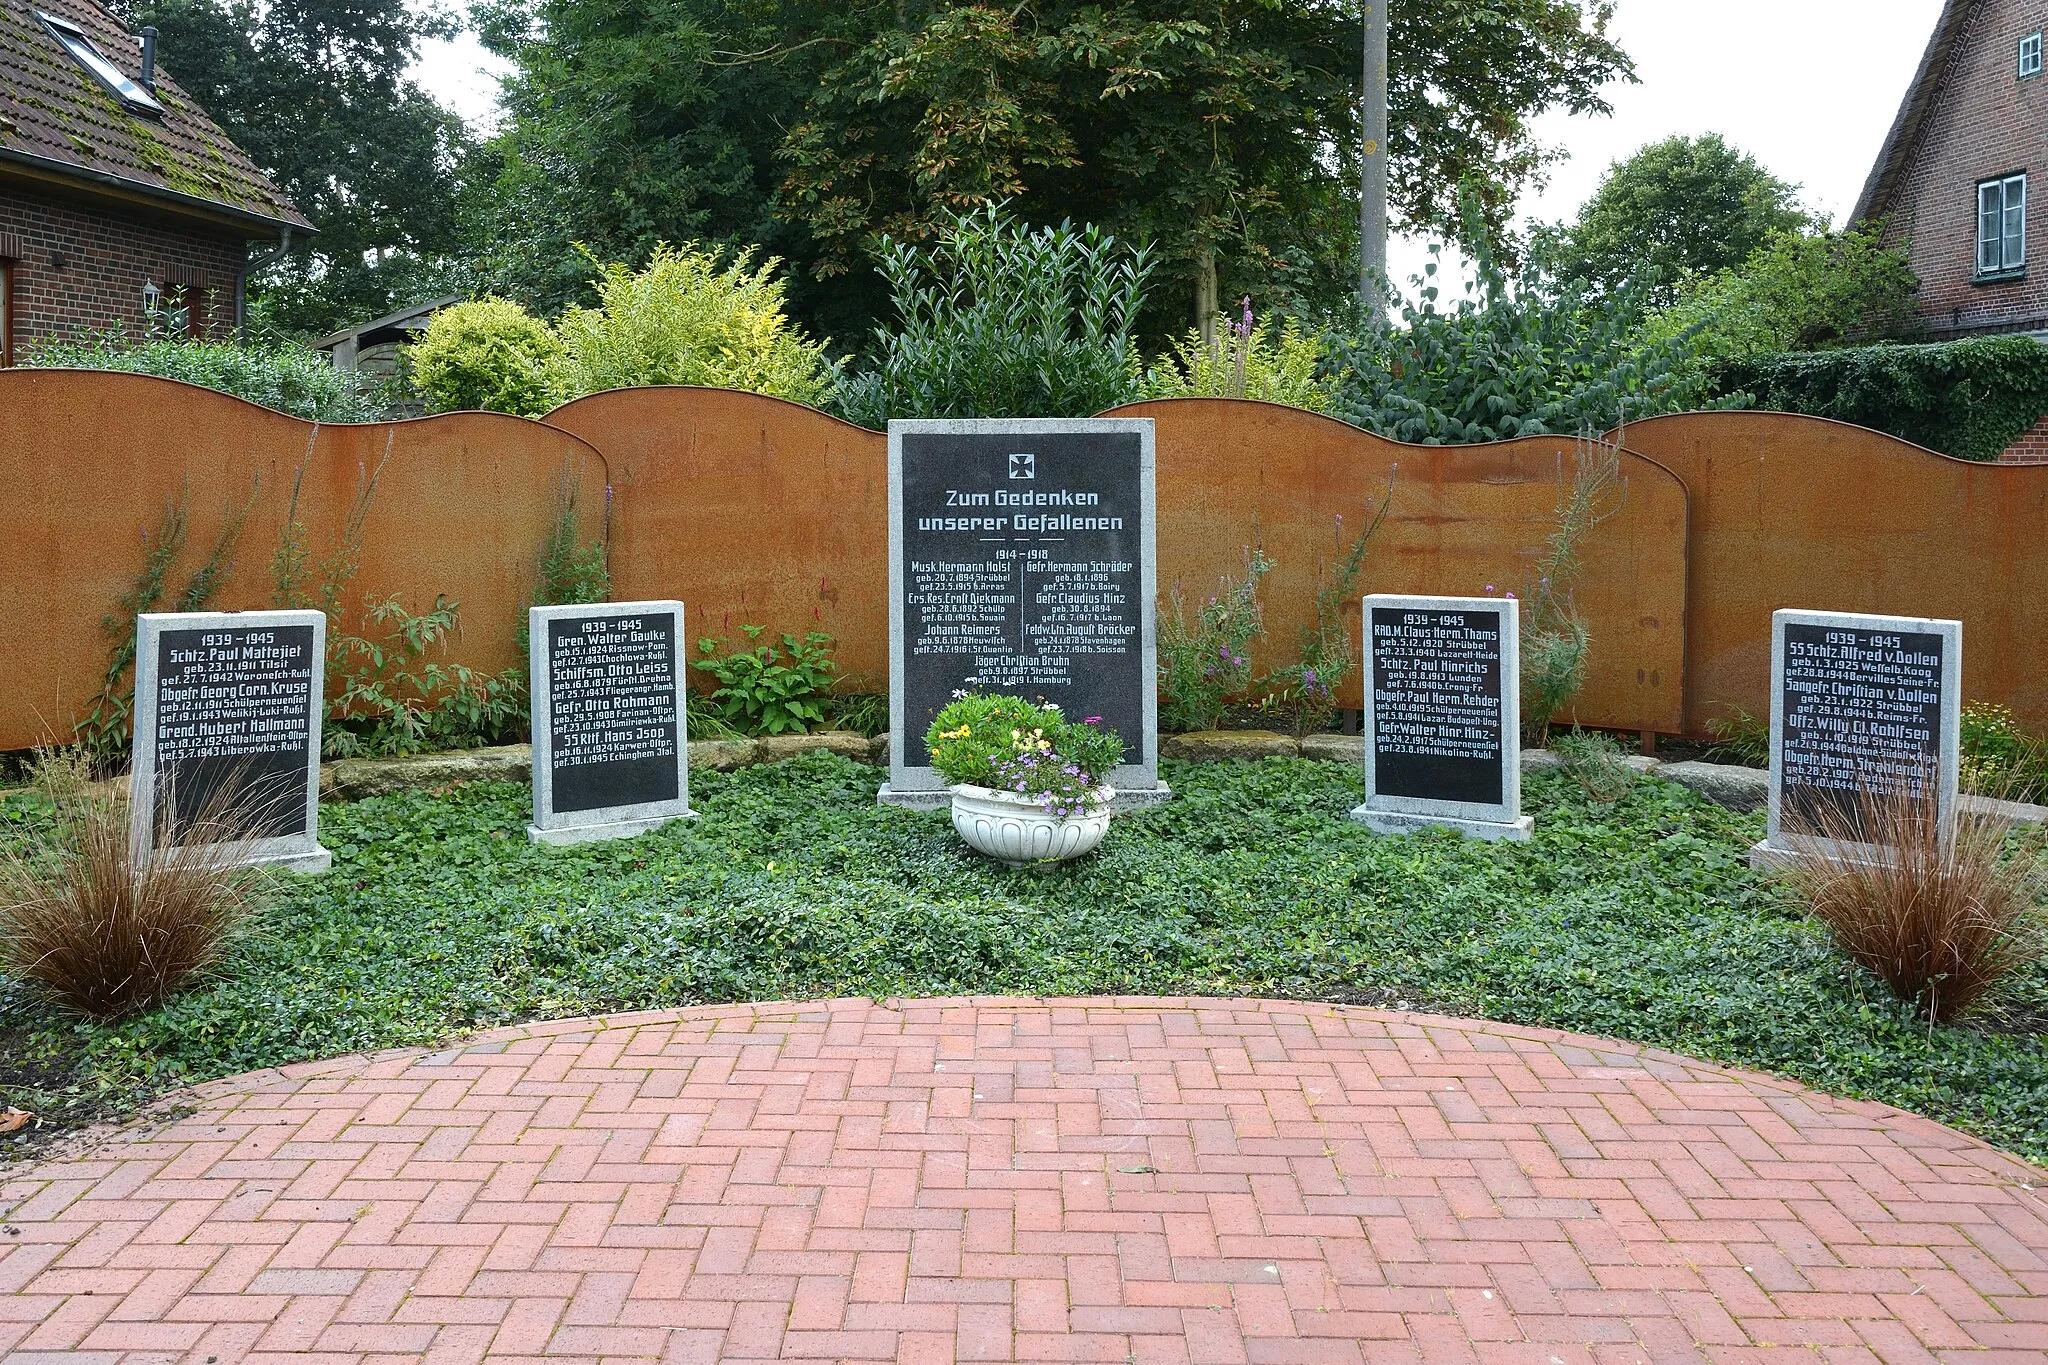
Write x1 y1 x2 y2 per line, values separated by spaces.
528 600 694 845
881 418 1162 807
1349 593 1531 841
131 609 330 872
1755 608 1961 866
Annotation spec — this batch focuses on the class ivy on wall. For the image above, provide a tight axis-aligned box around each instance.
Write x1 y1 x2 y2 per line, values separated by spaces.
1717 337 2048 463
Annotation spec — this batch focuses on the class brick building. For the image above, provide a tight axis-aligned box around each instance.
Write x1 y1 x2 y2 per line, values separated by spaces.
0 0 310 363
1856 0 2048 340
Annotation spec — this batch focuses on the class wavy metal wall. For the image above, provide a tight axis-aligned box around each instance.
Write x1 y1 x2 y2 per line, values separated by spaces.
0 370 608 752
5 376 2044 753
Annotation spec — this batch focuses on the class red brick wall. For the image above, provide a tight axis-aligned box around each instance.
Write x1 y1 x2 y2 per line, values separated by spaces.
0 185 248 351
1879 0 2048 337
2001 410 2048 461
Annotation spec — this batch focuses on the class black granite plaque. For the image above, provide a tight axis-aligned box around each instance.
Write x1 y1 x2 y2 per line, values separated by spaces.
1779 622 1947 839
151 624 317 841
899 431 1145 762
1370 607 1506 806
546 611 681 814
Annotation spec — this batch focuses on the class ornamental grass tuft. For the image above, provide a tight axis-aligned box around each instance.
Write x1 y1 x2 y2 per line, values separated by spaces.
1783 781 2047 1023
0 750 266 1020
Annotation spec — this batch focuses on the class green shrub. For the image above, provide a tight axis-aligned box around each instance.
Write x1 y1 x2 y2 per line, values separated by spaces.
693 627 838 735
1642 225 1919 365
1715 336 2048 462
836 206 1154 428
408 297 563 417
1551 728 1637 804
1157 551 1272 733
1962 702 2048 803
1138 305 1335 413
1324 199 1728 444
21 334 377 422
553 243 836 406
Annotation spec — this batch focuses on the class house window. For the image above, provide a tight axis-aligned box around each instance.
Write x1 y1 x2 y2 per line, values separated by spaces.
1978 174 2027 278
2023 31 2044 79
33 10 163 116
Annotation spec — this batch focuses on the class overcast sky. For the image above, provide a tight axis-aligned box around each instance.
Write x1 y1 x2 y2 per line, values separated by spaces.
410 0 1948 286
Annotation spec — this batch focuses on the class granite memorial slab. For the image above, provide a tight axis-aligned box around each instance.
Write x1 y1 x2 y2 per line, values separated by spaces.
881 419 1164 809
1756 608 1962 867
1349 593 1531 841
130 609 330 872
529 600 694 845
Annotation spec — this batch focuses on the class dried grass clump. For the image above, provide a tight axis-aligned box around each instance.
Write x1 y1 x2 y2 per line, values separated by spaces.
0 749 265 1020
1784 780 2048 1023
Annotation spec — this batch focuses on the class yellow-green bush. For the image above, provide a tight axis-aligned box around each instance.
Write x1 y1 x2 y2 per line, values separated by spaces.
1138 313 1335 413
408 298 563 417
553 244 836 406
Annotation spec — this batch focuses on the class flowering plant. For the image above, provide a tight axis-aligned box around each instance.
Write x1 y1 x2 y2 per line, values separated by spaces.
925 692 1126 817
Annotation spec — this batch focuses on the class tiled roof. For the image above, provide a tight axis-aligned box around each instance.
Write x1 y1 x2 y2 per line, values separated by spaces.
0 0 310 231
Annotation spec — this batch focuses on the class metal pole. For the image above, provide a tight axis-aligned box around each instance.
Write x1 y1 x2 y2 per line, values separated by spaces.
1360 0 1389 322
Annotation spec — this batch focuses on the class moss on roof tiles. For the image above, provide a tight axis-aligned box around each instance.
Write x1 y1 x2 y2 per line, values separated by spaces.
0 0 310 228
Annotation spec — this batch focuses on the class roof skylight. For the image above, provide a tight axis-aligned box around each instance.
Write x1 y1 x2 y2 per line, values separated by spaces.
34 11 164 117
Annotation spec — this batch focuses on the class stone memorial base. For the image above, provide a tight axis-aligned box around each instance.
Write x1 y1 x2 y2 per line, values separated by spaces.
1349 807 1534 843
529 812 697 847
1747 839 1892 873
880 783 1173 814
246 845 334 874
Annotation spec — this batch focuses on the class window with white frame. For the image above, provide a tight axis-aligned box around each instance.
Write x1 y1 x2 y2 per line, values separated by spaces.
2023 31 2044 79
1979 175 2027 277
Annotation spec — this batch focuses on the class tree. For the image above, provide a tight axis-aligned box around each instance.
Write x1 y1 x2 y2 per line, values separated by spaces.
110 0 477 337
478 1 1632 338
1538 133 1813 308
1640 224 1919 364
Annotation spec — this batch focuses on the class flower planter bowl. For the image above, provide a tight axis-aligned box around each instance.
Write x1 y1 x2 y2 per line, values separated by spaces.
949 783 1115 868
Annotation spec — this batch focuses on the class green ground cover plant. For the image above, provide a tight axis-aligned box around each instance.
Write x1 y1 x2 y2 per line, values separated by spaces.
693 627 839 735
2 756 2043 1162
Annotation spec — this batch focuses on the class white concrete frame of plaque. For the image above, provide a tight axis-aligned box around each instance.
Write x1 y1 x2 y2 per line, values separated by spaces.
528 600 695 846
131 609 332 873
1755 608 1962 868
881 418 1165 810
1350 593 1532 842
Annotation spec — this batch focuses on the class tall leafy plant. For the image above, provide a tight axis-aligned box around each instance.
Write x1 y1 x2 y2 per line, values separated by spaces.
1324 198 1728 444
835 206 1155 427
1519 436 1620 745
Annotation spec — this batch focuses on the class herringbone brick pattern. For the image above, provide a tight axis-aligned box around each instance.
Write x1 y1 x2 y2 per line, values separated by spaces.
1 997 2043 1363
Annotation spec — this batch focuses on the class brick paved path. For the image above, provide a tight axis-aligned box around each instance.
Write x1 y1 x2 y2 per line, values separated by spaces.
2 998 2044 1364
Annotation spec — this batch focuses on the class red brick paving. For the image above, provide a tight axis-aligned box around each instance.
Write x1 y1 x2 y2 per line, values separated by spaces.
1 997 2044 1364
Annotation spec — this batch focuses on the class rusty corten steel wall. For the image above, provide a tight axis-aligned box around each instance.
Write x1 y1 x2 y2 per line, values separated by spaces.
1617 411 2048 735
545 390 1690 731
543 386 892 686
0 370 608 753
1109 400 1689 730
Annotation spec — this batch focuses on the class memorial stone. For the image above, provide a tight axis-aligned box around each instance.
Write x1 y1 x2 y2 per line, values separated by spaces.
131 610 330 872
1349 594 1531 841
1756 608 1961 866
529 600 694 845
881 419 1163 808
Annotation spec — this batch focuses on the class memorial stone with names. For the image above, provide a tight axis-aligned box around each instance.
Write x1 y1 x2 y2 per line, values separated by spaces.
529 600 694 845
1757 608 1962 866
131 609 330 872
882 418 1164 808
1349 593 1531 842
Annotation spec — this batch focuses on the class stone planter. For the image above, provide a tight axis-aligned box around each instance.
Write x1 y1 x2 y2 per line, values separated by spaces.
949 783 1115 868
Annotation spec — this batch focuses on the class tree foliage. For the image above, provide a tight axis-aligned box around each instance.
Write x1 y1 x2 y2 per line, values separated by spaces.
1642 225 1919 363
1537 134 1812 309
1323 206 1728 445
110 0 475 337
477 0 1632 336
408 299 563 417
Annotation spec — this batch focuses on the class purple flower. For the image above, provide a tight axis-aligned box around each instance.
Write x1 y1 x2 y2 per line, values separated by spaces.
1506 591 1518 600
1303 668 1317 686
1084 716 1102 725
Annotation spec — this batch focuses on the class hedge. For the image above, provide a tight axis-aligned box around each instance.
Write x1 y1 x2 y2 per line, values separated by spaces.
1717 335 2048 462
